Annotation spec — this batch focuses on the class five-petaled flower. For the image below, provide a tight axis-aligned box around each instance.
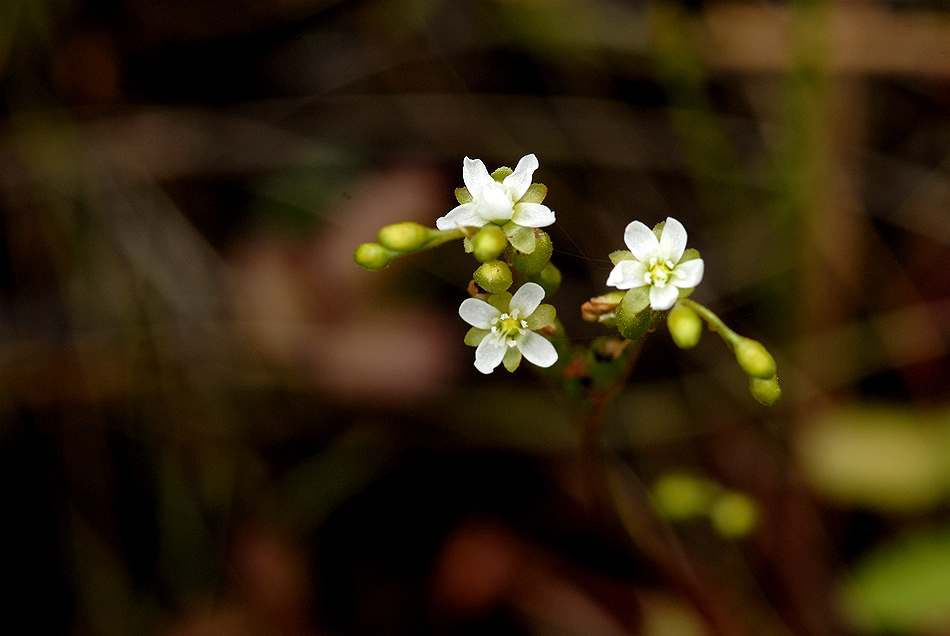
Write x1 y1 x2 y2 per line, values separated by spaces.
606 217 704 311
436 154 555 234
459 282 558 374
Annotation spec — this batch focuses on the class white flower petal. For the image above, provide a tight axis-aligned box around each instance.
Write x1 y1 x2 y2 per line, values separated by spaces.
658 217 688 263
459 298 500 329
511 202 555 228
516 331 558 368
462 157 494 194
436 203 487 230
503 154 538 201
474 334 507 374
478 185 516 222
649 284 680 311
623 221 661 263
510 282 545 318
672 258 704 289
606 260 648 290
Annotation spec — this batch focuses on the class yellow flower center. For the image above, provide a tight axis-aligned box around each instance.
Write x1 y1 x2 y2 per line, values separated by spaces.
645 257 676 288
491 310 528 346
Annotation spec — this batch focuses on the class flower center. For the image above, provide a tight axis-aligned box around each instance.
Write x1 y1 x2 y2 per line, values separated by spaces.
644 257 676 288
490 310 528 347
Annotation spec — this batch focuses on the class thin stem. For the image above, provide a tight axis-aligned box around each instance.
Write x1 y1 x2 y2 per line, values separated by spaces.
679 298 740 344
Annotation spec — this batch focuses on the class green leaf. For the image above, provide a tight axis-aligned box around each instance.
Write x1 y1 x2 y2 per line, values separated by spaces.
841 527 950 633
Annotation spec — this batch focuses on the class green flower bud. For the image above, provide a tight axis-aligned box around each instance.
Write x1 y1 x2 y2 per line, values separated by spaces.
377 222 431 252
710 491 759 538
733 337 777 379
614 288 653 340
525 261 561 297
472 226 508 262
749 375 782 405
473 260 513 294
668 302 703 349
652 472 713 520
508 229 553 275
354 243 395 270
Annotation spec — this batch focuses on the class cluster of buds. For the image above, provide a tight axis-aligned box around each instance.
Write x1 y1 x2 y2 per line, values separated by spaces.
355 154 780 404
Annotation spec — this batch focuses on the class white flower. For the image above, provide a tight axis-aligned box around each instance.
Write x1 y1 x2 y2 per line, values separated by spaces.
436 154 555 232
606 217 704 311
459 282 558 374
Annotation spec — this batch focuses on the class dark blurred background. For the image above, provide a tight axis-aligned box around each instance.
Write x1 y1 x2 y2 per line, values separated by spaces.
1 0 948 634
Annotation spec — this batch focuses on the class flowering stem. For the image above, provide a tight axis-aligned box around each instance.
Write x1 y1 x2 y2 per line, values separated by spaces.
421 227 467 249
679 298 741 344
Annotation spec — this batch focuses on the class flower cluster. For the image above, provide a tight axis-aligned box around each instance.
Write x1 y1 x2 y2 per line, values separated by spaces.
354 152 778 404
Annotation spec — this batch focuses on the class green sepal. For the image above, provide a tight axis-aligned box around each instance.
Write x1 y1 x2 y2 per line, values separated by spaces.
504 222 537 254
519 183 547 204
525 304 555 330
508 229 552 275
615 289 654 340
455 187 473 204
487 292 512 313
491 167 513 181
463 237 474 253
502 347 522 372
609 250 634 265
652 220 666 241
680 247 701 263
464 327 489 347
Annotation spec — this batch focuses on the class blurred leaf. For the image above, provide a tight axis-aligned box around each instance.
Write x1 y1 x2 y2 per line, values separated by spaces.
278 425 401 531
69 510 161 636
158 452 218 605
841 527 950 633
795 406 950 513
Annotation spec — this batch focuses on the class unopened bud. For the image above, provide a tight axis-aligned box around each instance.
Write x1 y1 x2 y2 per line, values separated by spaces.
668 302 703 349
733 337 777 379
509 229 553 275
749 375 782 405
614 288 652 340
377 222 431 252
525 261 561 297
472 226 508 262
354 243 395 270
473 260 513 294
710 491 759 538
652 473 713 520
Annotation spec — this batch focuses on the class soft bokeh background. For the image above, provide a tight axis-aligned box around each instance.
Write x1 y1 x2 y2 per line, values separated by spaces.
2 0 948 634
